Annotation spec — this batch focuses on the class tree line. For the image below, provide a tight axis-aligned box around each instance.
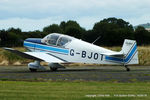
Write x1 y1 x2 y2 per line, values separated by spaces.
0 17 150 47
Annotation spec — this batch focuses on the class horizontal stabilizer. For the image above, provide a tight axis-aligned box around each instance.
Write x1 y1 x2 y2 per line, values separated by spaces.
101 52 124 57
104 39 138 64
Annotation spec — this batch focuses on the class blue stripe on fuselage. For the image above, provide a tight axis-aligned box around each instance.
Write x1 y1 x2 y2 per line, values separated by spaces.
24 42 69 54
105 44 137 63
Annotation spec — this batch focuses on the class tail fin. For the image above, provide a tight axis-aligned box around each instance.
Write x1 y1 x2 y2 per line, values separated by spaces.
121 39 138 64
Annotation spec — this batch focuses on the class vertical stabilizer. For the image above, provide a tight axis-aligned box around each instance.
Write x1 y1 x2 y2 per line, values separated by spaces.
121 39 138 64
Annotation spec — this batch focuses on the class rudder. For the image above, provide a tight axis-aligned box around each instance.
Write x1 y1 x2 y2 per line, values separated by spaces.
121 39 139 64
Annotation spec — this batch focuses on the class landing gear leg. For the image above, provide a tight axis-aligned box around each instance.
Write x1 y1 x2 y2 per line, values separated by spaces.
124 65 130 71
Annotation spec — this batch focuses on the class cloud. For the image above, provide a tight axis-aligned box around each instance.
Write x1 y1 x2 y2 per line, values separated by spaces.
0 16 101 31
0 0 149 18
126 14 150 26
0 0 150 31
0 17 63 31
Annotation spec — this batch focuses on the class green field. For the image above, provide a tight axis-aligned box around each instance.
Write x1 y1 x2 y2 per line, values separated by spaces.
0 81 149 100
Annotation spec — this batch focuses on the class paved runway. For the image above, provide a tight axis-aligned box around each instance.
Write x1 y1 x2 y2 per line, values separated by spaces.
0 66 150 82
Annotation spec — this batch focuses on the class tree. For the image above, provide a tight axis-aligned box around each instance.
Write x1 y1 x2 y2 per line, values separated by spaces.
91 17 134 46
60 21 66 32
0 30 21 47
43 24 62 34
134 26 150 45
82 30 95 43
7 27 22 33
7 32 21 47
60 20 86 39
0 30 8 47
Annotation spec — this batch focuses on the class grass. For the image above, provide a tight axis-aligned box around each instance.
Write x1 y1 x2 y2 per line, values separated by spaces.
1 45 150 65
0 81 149 100
0 47 32 65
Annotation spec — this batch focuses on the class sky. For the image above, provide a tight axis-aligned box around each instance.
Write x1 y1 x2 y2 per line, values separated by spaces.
0 0 150 31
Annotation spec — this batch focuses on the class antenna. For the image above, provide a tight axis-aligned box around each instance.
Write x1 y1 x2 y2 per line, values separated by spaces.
92 36 101 44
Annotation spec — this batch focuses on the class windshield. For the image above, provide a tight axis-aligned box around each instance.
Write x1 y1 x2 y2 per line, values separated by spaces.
57 37 71 47
47 34 59 45
41 33 73 47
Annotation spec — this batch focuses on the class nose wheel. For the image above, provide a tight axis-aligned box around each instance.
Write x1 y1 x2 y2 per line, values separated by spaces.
28 60 46 72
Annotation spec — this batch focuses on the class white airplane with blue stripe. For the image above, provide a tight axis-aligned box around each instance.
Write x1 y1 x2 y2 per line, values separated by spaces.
4 33 138 72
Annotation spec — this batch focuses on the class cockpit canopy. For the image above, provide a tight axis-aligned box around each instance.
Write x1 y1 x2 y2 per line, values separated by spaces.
41 33 74 47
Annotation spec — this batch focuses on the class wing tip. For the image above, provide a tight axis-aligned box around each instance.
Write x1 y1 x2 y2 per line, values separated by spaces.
3 47 15 51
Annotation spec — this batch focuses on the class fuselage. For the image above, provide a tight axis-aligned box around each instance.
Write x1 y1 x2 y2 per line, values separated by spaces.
24 33 120 64
4 33 138 72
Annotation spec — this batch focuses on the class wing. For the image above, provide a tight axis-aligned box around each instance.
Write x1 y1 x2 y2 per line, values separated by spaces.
4 47 65 63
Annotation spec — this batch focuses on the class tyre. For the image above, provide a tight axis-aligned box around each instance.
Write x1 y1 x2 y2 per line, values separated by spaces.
29 68 37 72
50 67 58 71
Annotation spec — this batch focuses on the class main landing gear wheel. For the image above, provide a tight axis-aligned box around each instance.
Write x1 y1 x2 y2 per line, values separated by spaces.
124 65 130 71
126 68 130 71
50 67 58 71
29 68 37 72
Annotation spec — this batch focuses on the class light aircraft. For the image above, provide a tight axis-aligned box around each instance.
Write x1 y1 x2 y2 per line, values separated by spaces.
4 33 138 72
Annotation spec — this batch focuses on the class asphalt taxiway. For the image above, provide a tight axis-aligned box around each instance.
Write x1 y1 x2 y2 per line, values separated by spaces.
0 66 150 82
